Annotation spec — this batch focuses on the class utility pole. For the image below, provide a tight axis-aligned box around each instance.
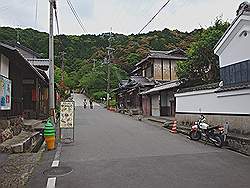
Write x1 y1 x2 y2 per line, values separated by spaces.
59 51 66 84
16 28 20 44
49 0 55 119
106 30 114 108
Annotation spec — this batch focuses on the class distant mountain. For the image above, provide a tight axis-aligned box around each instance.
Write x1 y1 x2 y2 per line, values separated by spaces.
0 26 200 73
0 26 204 96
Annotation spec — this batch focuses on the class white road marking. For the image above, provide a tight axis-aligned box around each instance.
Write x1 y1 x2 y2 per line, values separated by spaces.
46 178 56 188
52 160 60 167
46 143 62 188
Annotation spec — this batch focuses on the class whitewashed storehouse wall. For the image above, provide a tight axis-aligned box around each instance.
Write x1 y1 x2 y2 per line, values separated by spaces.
175 89 250 115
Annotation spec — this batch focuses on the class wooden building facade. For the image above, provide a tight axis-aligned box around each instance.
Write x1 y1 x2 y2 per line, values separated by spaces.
0 42 49 119
131 49 186 117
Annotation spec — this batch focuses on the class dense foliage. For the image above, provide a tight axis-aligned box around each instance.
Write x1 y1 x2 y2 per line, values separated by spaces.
177 20 230 86
0 21 229 98
0 26 199 98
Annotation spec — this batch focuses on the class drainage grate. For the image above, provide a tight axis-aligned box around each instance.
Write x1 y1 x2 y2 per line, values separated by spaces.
43 166 73 177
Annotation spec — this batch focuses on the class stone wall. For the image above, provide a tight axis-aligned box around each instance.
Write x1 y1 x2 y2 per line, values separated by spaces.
226 135 250 155
0 117 23 144
176 113 250 135
176 113 250 155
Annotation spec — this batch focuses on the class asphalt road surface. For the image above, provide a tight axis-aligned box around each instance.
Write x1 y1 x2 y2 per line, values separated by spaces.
29 94 250 188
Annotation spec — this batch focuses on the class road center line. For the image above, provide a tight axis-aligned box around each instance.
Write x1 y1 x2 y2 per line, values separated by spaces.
46 142 62 188
52 160 60 167
46 178 56 188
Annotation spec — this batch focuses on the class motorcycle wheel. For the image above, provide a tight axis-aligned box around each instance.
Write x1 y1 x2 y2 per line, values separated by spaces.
213 134 223 148
189 130 201 141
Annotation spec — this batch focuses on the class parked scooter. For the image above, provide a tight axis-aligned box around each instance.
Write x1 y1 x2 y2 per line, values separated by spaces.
189 115 225 148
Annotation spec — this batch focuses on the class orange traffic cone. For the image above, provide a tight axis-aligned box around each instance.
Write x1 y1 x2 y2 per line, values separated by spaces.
170 120 177 134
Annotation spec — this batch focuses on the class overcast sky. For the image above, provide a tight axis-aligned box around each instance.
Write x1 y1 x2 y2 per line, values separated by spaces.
0 0 244 35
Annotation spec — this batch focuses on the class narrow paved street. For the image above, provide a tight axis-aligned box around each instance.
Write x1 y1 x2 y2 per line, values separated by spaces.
29 94 250 188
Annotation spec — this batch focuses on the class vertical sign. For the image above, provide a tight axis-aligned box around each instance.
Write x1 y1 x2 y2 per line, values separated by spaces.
0 75 11 110
60 101 74 128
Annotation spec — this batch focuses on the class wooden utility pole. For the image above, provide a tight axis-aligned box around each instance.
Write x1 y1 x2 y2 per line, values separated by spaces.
106 30 114 107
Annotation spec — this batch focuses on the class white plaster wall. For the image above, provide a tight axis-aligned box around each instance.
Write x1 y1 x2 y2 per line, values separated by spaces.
175 89 250 115
214 13 250 68
220 24 250 67
0 54 9 78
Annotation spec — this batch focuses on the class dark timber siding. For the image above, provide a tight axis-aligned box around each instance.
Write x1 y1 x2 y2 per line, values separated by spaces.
220 60 250 86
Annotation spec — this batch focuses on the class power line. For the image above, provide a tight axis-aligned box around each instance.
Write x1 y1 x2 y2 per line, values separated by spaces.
139 0 171 34
66 0 87 33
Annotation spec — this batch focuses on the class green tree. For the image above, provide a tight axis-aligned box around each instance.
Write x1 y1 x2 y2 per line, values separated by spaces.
177 19 230 85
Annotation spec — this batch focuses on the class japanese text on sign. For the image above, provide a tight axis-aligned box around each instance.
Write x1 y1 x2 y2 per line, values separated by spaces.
60 101 74 128
0 75 11 110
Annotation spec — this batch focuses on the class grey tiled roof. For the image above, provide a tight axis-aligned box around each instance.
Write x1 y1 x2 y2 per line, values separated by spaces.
0 42 48 84
140 80 180 95
149 49 186 59
135 48 187 67
177 83 219 93
114 76 155 93
237 2 250 16
129 76 155 86
216 82 250 92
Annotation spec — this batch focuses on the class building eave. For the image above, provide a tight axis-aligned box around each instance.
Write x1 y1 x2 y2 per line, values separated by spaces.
0 42 48 85
214 2 250 55
140 80 180 95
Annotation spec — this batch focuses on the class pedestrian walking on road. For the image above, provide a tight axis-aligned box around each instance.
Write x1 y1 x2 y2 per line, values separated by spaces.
83 98 87 108
89 99 93 109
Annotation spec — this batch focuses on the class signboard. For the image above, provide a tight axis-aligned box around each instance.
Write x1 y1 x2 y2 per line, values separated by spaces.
60 101 74 128
0 75 11 110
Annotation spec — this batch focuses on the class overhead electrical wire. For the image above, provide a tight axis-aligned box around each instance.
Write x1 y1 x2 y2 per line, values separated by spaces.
138 0 171 34
67 0 87 33
66 0 87 33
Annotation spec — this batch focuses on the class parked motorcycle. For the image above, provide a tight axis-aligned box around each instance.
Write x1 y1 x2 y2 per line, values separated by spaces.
189 115 225 148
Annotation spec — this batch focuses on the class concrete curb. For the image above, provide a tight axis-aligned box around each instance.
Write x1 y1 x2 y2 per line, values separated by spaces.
147 118 166 124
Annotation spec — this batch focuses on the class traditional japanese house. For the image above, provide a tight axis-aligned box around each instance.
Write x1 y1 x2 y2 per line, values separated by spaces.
115 76 155 113
0 42 49 119
175 2 250 154
131 49 187 117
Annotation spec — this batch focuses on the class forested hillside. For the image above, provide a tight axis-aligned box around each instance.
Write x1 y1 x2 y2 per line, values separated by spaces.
0 24 227 99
